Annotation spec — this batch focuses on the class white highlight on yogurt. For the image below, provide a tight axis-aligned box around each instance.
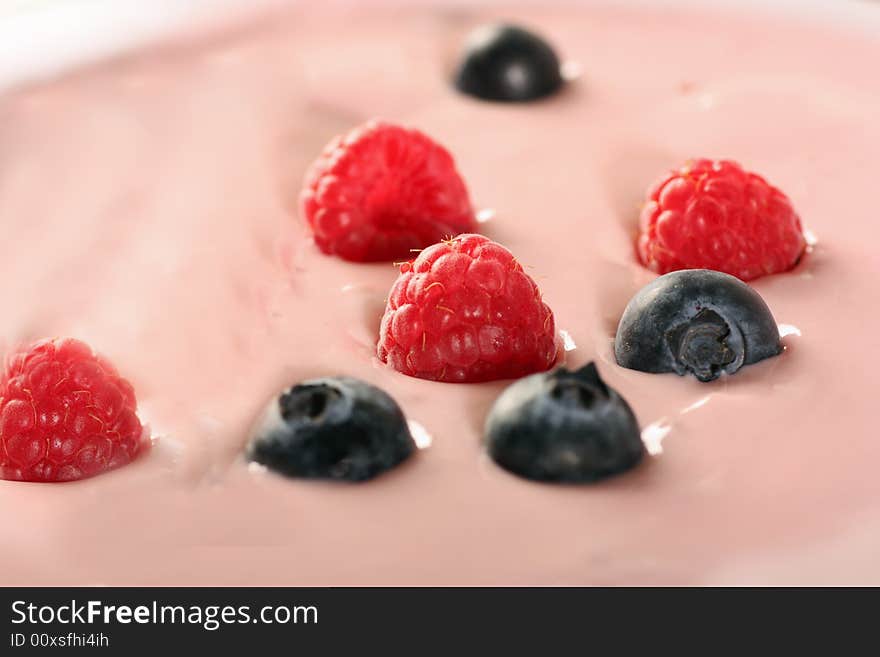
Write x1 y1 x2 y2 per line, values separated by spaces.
641 420 671 456
560 60 582 81
559 329 577 352
778 324 802 338
681 395 712 415
247 461 268 475
476 208 496 224
407 420 433 450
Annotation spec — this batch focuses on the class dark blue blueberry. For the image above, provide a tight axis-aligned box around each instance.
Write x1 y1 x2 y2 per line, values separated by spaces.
484 363 644 483
246 377 415 482
614 269 782 382
453 24 564 102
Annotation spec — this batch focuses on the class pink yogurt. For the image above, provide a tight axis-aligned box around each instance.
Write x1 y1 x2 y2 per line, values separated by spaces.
0 2 878 585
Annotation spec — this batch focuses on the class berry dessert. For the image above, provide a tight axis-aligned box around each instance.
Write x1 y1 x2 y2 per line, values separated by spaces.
485 363 643 483
636 159 806 281
614 270 782 382
0 338 146 482
300 121 476 262
377 234 557 382
453 24 564 102
246 377 415 481
1 0 879 586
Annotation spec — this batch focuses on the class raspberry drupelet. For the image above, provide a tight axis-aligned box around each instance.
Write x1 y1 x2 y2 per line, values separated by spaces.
377 234 558 383
636 158 807 282
0 338 147 482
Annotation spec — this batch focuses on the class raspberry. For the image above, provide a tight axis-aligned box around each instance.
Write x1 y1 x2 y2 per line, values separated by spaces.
0 338 146 482
636 159 806 281
377 234 558 383
300 120 477 262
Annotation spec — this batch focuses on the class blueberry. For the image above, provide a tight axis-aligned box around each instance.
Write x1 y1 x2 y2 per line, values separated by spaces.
614 269 782 382
453 24 564 102
246 377 415 482
484 363 644 483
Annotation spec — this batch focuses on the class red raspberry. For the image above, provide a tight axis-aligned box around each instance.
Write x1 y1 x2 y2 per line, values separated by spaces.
636 159 806 281
0 338 146 482
377 234 558 383
300 120 477 262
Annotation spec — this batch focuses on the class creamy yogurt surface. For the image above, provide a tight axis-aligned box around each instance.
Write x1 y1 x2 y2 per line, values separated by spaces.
0 1 879 585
